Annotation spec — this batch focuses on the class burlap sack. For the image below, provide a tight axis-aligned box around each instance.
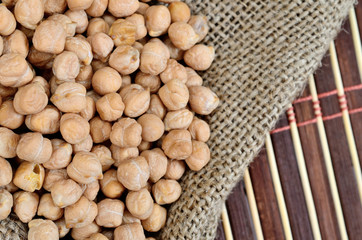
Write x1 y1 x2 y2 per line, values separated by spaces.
0 0 355 239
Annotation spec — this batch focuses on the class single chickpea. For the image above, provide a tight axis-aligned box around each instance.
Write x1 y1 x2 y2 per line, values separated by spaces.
135 71 161 93
25 106 60 134
65 196 98 228
55 218 70 238
109 45 140 75
152 179 181 205
76 65 93 90
108 0 139 18
3 30 29 58
141 203 167 232
44 0 67 15
43 169 69 192
67 0 94 10
87 18 110 36
168 22 198 51
91 145 115 171
165 159 186 180
158 79 189 111
28 46 55 69
160 59 188 84
126 188 153 220
184 44 215 70
60 113 90 144
126 14 147 40
110 118 142 148
188 117 210 142
0 5 16 36
1 181 18 194
162 129 192 160
14 0 44 30
67 152 103 184
88 233 109 240
145 5 171 37
13 83 48 115
13 191 39 223
188 15 209 42
0 127 19 158
122 210 141 224
168 2 191 23
121 75 132 88
186 140 210 171
138 140 151 151
120 84 150 117
52 51 81 82
0 100 25 129
43 139 72 170
110 145 139 167
0 53 34 88
73 134 93 153
164 108 194 131
80 96 96 121
71 221 101 240
114 223 145 240
92 67 122 95
28 219 59 240
188 85 219 115
37 193 64 221
81 180 100 201
33 20 67 54
95 199 124 227
48 14 77 38
100 169 125 198
136 2 149 15
140 148 167 183
185 67 203 87
140 40 170 75
16 132 52 164
65 10 89 34
51 179 83 208
13 162 45 192
109 19 136 47
0 157 12 187
88 32 114 62
86 0 108 17
96 93 125 121
137 114 164 142
51 82 86 113
65 37 93 66
117 156 149 191
164 37 184 61
147 94 167 120
31 76 51 97
90 117 112 143
0 189 12 220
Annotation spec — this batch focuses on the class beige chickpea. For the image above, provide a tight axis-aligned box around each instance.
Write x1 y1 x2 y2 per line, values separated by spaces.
165 159 185 180
168 22 198 51
13 83 48 115
0 53 34 88
81 180 100 201
120 84 150 117
188 117 210 142
164 37 184 61
95 199 124 227
188 15 209 42
0 127 19 158
3 30 29 58
13 162 45 192
185 67 203 87
87 18 110 36
73 134 93 153
158 79 189 111
141 203 167 232
44 0 67 15
96 93 125 121
43 139 72 170
152 179 181 205
48 14 77 38
33 20 67 54
135 71 161 93
14 0 44 30
136 2 149 15
76 65 94 89
25 106 60 134
27 46 55 69
109 45 140 75
147 94 167 120
91 145 115 171
137 114 164 142
92 67 122 95
168 2 190 23
126 188 153 220
31 76 51 97
132 41 143 53
184 44 215 70
60 113 90 144
108 0 139 18
145 5 171 37
67 152 102 184
90 117 112 143
52 51 81 82
126 14 147 40
102 13 116 26
186 140 210 171
67 0 94 10
0 189 13 220
110 118 142 148
28 219 59 240
86 0 108 17
0 157 12 187
51 179 83 208
1 180 18 193
65 196 98 228
65 37 93 66
13 191 39 223
80 96 96 121
114 223 145 240
0 100 25 129
162 129 192 160
88 32 114 62
160 59 187 84
121 75 132 88
140 39 170 75
43 169 69 192
122 210 141 224
71 221 101 240
109 19 136 47
138 140 151 151
16 132 52 164
140 148 167 183
117 156 149 191
188 85 219 115
88 233 109 240
37 193 64 221
110 145 139 167
100 169 125 198
0 5 16 36
55 218 70 238
51 82 86 113
164 108 194 131
65 10 89 34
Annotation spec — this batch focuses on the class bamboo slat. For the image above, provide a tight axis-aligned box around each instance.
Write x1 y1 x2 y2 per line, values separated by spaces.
349 8 362 83
222 204 234 240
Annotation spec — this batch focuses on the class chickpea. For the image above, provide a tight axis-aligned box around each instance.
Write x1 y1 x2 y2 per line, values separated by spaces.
164 37 184 61
87 18 110 36
136 2 149 15
88 233 109 240
33 20 67 54
103 13 116 26
96 93 125 121
43 169 69 192
158 79 189 111
0 5 16 36
121 75 132 88
164 109 194 131
138 140 151 151
0 189 13 220
188 117 210 143
160 59 187 84
28 219 59 240
67 152 102 184
110 145 139 167
90 117 112 143
51 179 83 208
16 132 52 164
137 114 164 142
43 140 72 170
1 180 19 193
95 199 124 227
73 134 93 153
109 19 136 47
141 203 167 232
184 44 215 70
76 65 93 89
100 169 125 198
65 10 89 34
81 180 100 201
52 51 81 82
110 118 142 148
51 82 87 113
114 223 145 240
13 83 48 115
44 0 67 15
122 210 141 224
71 221 101 240
37 193 64 221
108 0 139 18
135 71 161 93
109 45 140 75
126 14 147 40
0 157 12 187
140 148 167 183
13 191 39 223
13 162 45 192
120 85 151 118
67 0 94 10
60 113 90 144
80 96 96 121
14 0 44 30
132 41 143 53
126 188 153 220
152 179 181 205
92 67 122 96
168 22 198 51
65 196 98 228
162 129 192 160
117 156 149 191
48 14 77 38
31 76 51 97
169 2 191 23
86 0 108 17
55 218 70 238
0 127 19 158
147 94 167 120
140 39 170 75
185 67 203 87
0 53 34 88
88 32 114 62
28 46 55 69
188 15 209 43
25 106 60 134
91 145 115 171
165 159 185 180
188 85 219 115
3 30 29 58
145 5 171 37
185 140 210 171
0 100 25 129
65 37 93 66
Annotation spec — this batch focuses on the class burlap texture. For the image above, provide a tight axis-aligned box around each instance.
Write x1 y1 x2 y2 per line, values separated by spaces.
0 0 355 239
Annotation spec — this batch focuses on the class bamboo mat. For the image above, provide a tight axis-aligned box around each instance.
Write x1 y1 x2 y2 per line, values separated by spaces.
216 3 362 240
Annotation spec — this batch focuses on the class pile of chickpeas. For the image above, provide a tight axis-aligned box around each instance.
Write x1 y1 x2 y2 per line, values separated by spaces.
0 0 219 239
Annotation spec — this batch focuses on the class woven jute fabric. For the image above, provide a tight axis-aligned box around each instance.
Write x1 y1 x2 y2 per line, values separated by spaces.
0 0 355 239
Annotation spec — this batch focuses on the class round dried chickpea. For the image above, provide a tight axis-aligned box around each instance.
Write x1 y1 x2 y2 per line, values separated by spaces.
140 148 168 183
91 145 115 171
110 118 142 148
135 72 161 93
43 139 72 170
13 83 48 115
71 221 101 240
3 30 29 58
1 181 18 193
31 76 51 97
168 2 191 23
37 193 64 221
43 169 69 192
81 180 100 201
60 113 90 144
114 223 145 240
96 93 125 121
165 159 186 180
13 162 45 192
13 191 39 223
90 117 112 143
117 156 149 191
145 5 171 37
185 67 203 87
65 37 93 66
184 44 215 70
27 46 55 69
168 22 198 51
80 96 96 121
0 53 34 88
102 13 116 26
28 219 59 240
152 179 182 205
33 20 67 54
188 117 210 142
110 145 139 167
48 14 77 38
100 169 125 198
147 94 167 120
158 79 189 111
76 65 94 89
0 5 16 36
88 233 109 240
0 127 19 158
86 0 108 17
64 196 98 228
188 15 209 42
0 157 12 187
138 140 151 151
44 0 67 15
188 85 219 115
0 189 13 220
14 0 44 30
164 108 194 131
87 18 110 36
162 129 192 160
55 218 70 238
65 10 89 34
126 188 153 220
73 134 93 153
109 19 136 47
51 82 87 113
140 39 170 75
52 51 81 82
121 75 132 88
137 114 164 142
96 199 124 227
88 32 114 61
16 132 52 164
122 210 141 224
109 45 140 75
92 67 122 95
186 140 210 171
136 2 149 15
51 179 83 208
120 84 150 117
126 14 147 40
160 59 187 84
108 0 139 18
67 152 103 184
141 203 167 232
25 106 61 134
67 0 93 10
0 100 25 129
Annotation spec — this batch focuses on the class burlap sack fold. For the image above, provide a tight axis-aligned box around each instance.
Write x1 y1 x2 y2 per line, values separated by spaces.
0 0 355 239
